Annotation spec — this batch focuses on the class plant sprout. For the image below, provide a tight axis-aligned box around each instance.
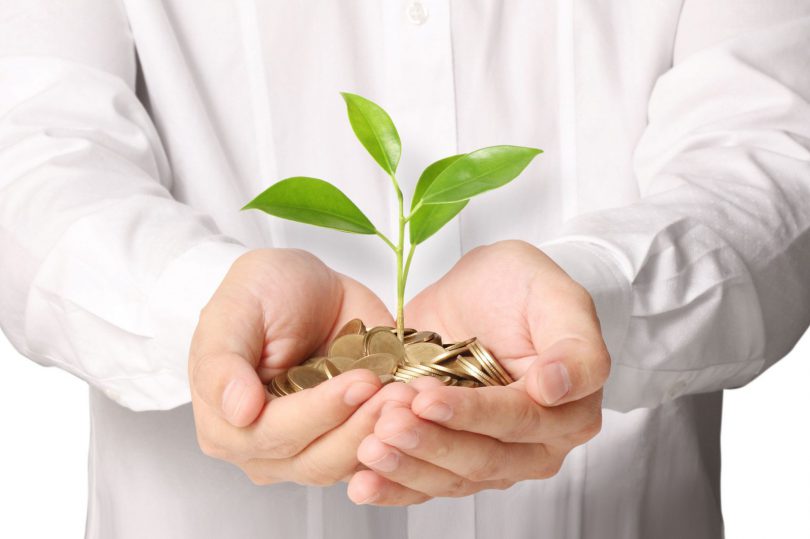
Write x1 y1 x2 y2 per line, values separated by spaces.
243 92 542 342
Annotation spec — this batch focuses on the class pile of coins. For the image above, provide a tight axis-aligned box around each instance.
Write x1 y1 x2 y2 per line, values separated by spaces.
268 319 514 397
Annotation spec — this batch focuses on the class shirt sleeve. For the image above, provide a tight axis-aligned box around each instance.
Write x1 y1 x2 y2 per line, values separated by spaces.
540 5 810 412
0 0 250 411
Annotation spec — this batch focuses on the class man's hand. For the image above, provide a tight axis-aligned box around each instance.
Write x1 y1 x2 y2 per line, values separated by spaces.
346 240 610 505
188 248 404 485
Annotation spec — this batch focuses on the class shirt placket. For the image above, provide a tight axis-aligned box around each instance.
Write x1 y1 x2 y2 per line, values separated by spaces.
382 0 464 309
380 1 476 537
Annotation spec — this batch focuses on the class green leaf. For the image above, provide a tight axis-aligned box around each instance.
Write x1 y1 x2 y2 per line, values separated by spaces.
242 177 377 235
420 145 543 204
409 154 468 245
340 92 401 175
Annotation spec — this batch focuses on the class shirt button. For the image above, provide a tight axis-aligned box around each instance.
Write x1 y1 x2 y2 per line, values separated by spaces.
406 1 429 25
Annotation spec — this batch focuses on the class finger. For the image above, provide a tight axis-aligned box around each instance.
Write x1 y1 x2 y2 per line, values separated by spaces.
239 368 382 459
347 470 431 506
242 382 415 486
411 385 601 443
525 337 610 406
189 293 266 427
407 375 446 392
374 406 555 482
273 381 417 486
357 433 513 497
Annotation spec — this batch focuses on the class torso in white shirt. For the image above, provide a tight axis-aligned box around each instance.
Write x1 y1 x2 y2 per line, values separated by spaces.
88 1 724 537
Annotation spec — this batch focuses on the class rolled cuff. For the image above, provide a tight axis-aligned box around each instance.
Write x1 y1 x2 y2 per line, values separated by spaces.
133 238 250 411
539 239 633 366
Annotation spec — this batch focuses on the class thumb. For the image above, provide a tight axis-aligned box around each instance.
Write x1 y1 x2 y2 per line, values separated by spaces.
188 290 267 427
524 338 611 406
190 352 266 427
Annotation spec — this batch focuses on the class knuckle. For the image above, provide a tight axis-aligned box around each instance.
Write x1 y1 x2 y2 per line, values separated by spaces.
569 413 603 445
581 413 603 440
432 437 452 460
195 429 229 461
293 452 342 487
555 278 593 311
444 476 474 498
198 438 225 460
507 403 540 441
245 470 269 486
255 429 302 459
242 462 279 486
530 457 563 480
493 479 515 491
465 451 502 482
410 493 433 506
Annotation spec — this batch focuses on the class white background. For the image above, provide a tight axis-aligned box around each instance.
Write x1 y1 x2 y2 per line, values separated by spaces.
0 328 807 538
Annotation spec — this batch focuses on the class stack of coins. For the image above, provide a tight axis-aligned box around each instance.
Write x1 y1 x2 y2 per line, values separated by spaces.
267 319 514 397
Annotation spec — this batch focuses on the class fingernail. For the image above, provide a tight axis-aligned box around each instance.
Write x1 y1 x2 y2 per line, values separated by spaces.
344 382 378 406
538 362 571 404
382 430 419 450
418 402 453 422
222 379 246 422
367 451 399 472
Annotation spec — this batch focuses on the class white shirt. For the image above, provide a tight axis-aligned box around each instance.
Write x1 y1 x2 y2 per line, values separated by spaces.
1 1 809 538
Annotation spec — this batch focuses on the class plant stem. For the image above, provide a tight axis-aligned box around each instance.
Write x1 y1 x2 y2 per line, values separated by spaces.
374 230 397 252
388 173 407 342
402 242 416 298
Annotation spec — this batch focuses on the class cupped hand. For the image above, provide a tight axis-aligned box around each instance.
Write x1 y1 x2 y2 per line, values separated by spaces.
347 240 611 505
188 248 406 485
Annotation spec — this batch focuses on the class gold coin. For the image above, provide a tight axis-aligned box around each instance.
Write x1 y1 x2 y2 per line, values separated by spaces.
427 346 469 365
269 371 294 396
384 326 417 336
268 375 281 397
394 372 422 383
287 365 328 391
403 331 442 346
287 322 506 393
419 362 465 379
268 378 281 397
320 359 342 379
399 363 450 378
302 355 327 367
364 328 406 361
456 356 499 386
349 353 398 376
328 355 356 372
329 334 365 359
395 364 434 378
335 318 366 338
404 342 446 365
445 337 476 351
466 344 502 384
470 341 513 385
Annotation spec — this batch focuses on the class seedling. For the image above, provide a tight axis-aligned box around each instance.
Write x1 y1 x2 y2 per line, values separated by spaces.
243 93 542 342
